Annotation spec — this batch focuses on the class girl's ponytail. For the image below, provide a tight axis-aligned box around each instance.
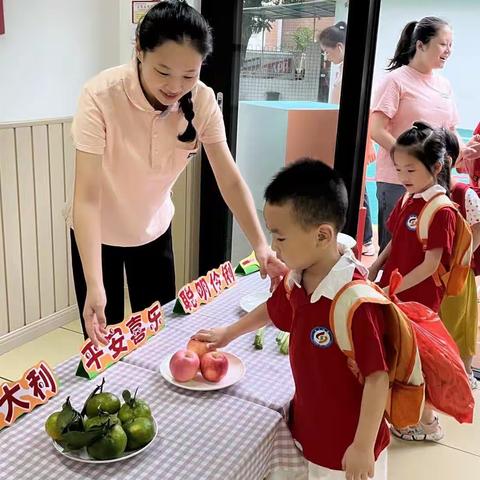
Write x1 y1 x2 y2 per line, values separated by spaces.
387 21 417 71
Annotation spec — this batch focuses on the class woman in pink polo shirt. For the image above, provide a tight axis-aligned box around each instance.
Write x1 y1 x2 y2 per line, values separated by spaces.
71 0 282 346
371 17 458 252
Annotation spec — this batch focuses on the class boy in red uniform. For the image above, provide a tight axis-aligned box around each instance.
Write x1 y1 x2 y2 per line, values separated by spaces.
193 159 390 479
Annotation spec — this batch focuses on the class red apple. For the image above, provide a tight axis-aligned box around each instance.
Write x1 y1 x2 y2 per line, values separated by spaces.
169 349 200 382
200 352 229 383
186 339 213 359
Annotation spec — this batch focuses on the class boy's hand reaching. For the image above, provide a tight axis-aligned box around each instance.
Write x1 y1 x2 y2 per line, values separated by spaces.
342 443 375 480
191 327 231 350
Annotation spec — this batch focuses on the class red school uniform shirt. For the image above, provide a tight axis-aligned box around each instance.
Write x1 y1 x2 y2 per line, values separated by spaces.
380 185 456 312
266 252 390 471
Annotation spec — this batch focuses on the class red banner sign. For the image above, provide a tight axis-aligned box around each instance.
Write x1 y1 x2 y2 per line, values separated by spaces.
80 301 165 378
174 261 236 314
0 362 58 430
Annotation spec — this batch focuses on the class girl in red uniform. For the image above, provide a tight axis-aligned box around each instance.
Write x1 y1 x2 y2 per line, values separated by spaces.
369 121 457 442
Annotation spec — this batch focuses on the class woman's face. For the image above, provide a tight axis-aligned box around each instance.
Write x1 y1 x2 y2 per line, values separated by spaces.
322 43 344 65
137 40 203 108
416 26 453 70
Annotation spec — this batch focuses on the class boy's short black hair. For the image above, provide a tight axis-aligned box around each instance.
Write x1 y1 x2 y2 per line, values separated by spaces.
264 158 348 232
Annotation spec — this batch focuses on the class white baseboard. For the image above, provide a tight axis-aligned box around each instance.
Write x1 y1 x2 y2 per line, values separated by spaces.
0 306 79 355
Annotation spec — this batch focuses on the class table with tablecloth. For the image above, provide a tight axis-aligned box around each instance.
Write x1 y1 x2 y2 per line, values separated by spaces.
0 273 308 479
123 274 296 418
0 358 304 480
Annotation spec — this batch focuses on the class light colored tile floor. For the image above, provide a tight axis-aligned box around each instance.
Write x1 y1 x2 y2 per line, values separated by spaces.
62 319 84 335
388 436 480 479
0 327 84 381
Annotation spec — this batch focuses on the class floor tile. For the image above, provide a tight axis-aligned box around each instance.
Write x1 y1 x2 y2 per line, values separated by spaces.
0 328 83 380
437 388 480 455
388 437 480 480
61 319 83 334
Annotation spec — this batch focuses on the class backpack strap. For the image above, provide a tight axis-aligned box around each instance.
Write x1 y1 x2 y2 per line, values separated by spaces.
417 193 473 292
330 280 424 387
329 280 390 359
416 193 453 248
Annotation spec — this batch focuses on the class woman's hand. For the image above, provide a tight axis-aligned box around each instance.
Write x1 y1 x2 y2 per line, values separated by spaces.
191 327 231 350
254 244 288 291
83 286 108 348
458 135 480 173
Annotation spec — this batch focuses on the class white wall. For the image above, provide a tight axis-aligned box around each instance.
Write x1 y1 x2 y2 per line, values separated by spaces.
373 0 479 130
0 0 119 123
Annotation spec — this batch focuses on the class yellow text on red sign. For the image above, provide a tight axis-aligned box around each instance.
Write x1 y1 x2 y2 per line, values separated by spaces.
0 361 58 431
80 301 165 378
177 261 236 314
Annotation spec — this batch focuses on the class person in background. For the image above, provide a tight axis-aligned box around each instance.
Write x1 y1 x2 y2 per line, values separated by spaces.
319 22 376 256
371 17 459 252
69 0 283 347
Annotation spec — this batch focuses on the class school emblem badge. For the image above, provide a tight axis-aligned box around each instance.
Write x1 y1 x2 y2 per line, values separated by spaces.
406 214 418 231
310 326 333 349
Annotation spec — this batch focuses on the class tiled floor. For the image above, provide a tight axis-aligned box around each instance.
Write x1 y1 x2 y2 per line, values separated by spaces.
1 272 480 478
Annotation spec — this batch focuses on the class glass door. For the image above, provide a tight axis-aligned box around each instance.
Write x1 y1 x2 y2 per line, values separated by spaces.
232 0 348 263
199 0 381 270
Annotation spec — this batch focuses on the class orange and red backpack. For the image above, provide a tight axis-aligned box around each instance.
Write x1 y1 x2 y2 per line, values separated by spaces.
330 280 425 429
331 272 474 426
406 192 472 296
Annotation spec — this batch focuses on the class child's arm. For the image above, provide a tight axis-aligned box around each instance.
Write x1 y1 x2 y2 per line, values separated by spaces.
342 370 389 478
368 241 391 281
191 303 271 349
394 247 443 294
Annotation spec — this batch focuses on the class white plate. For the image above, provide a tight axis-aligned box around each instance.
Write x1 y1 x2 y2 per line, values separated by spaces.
239 291 271 312
160 351 245 391
52 417 158 464
337 233 357 250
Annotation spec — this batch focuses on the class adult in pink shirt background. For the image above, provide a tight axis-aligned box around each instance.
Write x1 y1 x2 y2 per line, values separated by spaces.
371 16 458 251
71 1 282 347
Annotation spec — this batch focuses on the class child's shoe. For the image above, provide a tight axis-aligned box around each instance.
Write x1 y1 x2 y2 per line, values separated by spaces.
391 416 444 442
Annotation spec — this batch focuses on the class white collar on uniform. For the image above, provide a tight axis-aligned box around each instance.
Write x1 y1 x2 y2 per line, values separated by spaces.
413 184 446 201
285 245 368 303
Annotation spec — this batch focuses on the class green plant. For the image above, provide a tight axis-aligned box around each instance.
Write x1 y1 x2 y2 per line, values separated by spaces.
292 26 313 52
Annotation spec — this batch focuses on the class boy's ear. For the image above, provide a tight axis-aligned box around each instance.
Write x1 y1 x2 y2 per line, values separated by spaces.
317 224 335 244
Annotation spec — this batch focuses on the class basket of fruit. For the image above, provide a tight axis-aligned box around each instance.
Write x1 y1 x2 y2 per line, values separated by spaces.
44 379 157 463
